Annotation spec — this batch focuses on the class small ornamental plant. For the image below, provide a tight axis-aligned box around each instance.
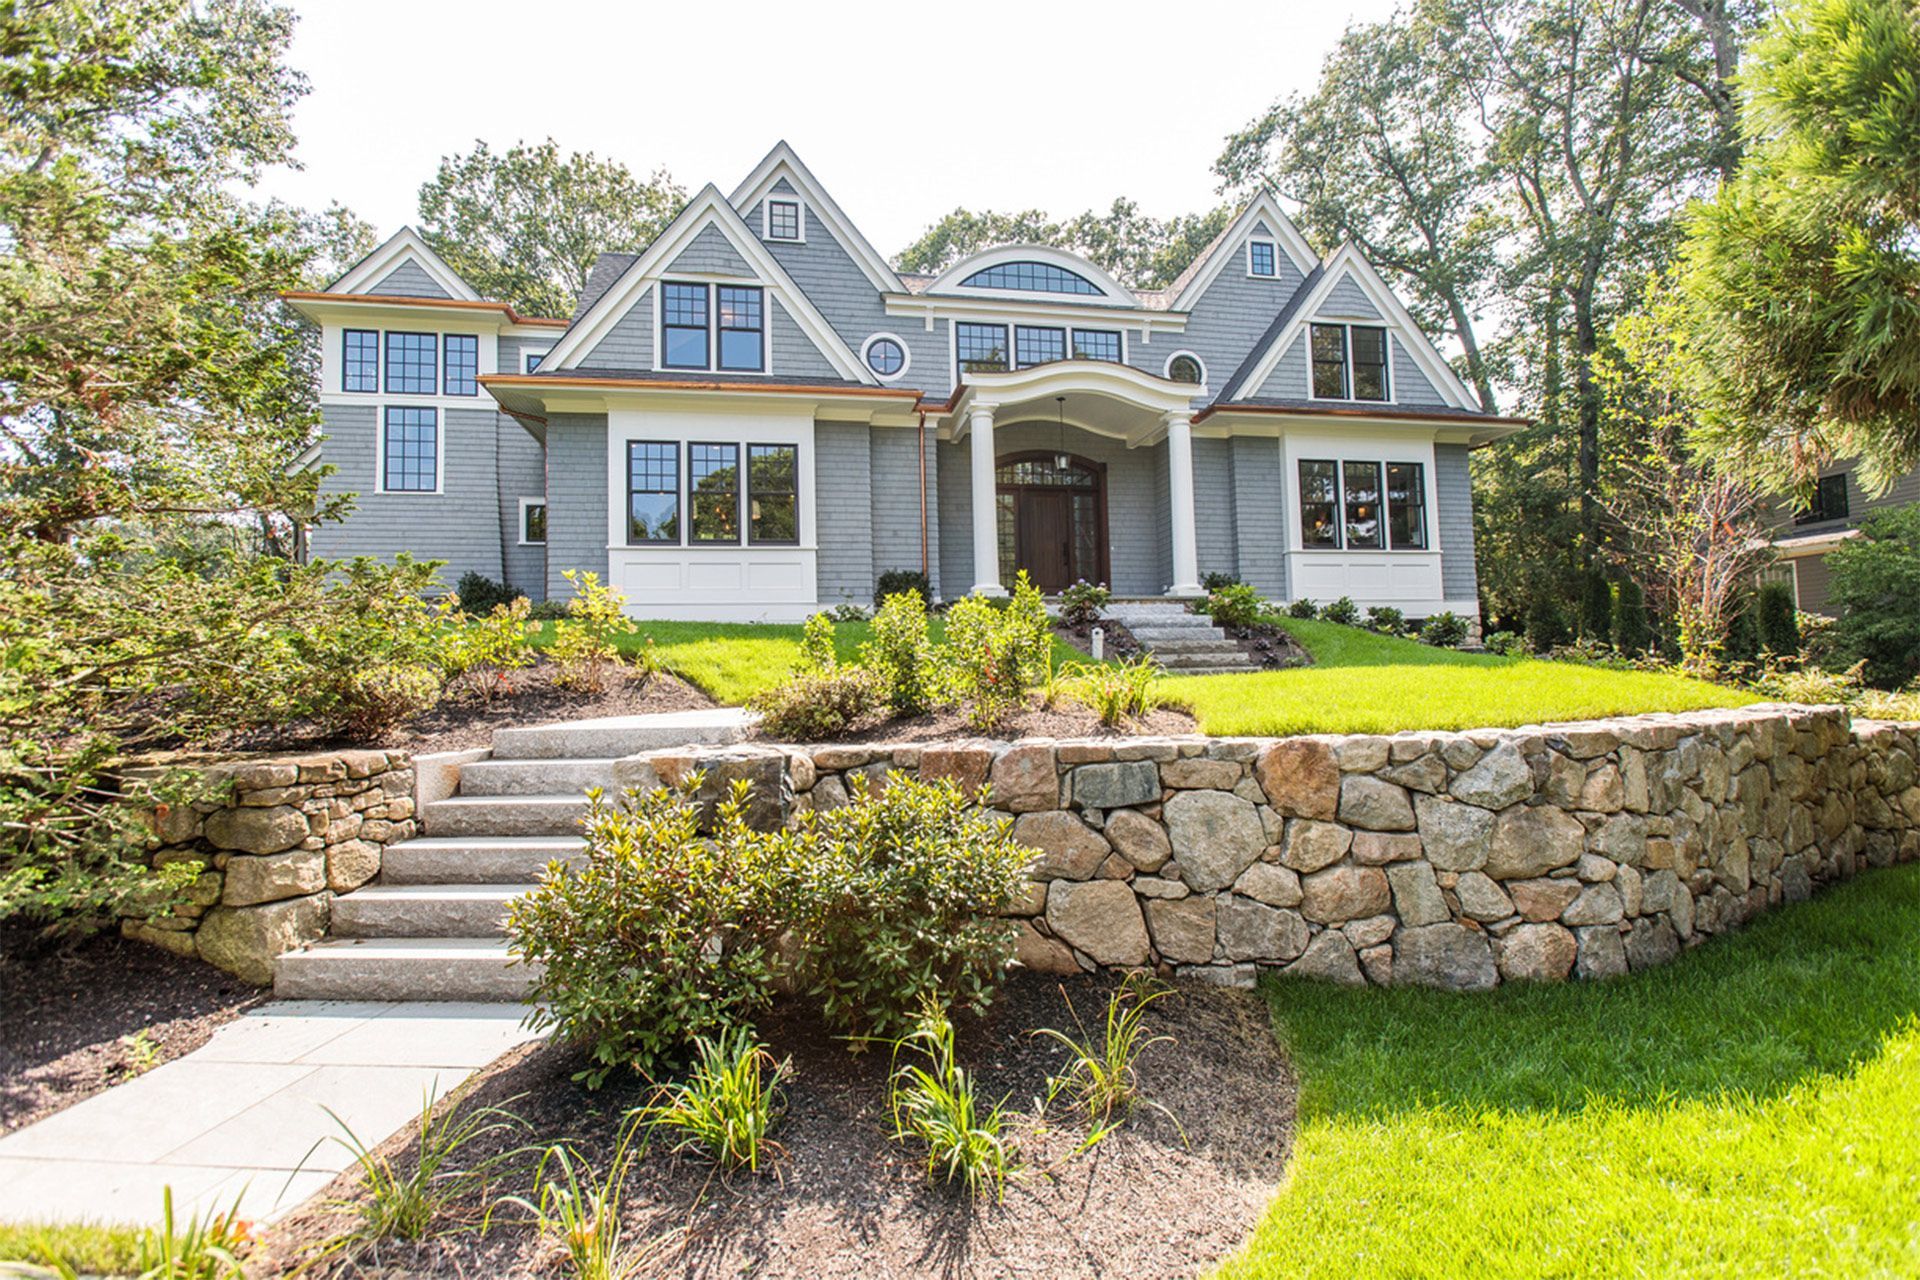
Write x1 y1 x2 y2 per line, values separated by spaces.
1058 579 1111 629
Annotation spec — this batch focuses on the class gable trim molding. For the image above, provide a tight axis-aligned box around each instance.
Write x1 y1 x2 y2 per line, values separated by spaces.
330 227 479 302
729 141 905 296
1169 192 1317 312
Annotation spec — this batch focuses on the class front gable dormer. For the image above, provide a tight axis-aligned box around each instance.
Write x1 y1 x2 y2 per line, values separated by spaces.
730 141 903 296
1167 192 1315 313
329 227 479 302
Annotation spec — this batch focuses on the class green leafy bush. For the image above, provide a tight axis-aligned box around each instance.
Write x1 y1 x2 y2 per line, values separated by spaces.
1287 598 1319 619
941 573 1052 729
551 570 645 693
798 611 838 671
1201 571 1243 592
454 570 520 615
1366 606 1406 634
1828 507 1920 687
1199 581 1266 628
1483 629 1527 656
1058 579 1110 628
1419 611 1470 648
1525 595 1570 651
829 603 871 623
860 590 935 715
748 666 882 740
1611 577 1653 653
1757 580 1801 658
1320 596 1360 626
874 569 932 609
442 596 535 703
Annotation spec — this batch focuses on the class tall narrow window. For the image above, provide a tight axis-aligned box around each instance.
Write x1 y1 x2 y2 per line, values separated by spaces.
1344 460 1383 549
689 443 741 542
386 332 437 395
381 407 438 492
956 322 1010 375
627 441 680 542
1072 329 1121 362
1387 462 1427 550
1350 326 1389 401
521 499 547 544
343 329 378 392
716 286 764 372
748 444 798 544
1310 325 1348 399
1796 473 1849 525
1014 325 1065 369
662 283 709 369
1249 240 1277 277
767 199 801 241
1299 459 1341 548
443 333 478 396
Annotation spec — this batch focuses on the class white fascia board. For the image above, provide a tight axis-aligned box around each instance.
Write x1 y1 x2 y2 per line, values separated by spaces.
882 292 1188 333
729 141 904 295
330 227 479 302
1169 191 1317 312
539 184 872 383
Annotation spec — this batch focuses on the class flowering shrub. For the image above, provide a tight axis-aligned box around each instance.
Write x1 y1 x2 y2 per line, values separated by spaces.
749 666 883 739
442 596 535 703
1058 580 1111 629
551 570 650 692
942 573 1051 730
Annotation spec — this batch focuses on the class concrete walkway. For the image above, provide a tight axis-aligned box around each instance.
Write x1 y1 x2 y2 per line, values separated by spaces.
0 1001 543 1227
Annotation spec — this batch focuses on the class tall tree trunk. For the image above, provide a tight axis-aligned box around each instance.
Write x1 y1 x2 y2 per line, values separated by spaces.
1573 278 1601 570
1447 294 1499 413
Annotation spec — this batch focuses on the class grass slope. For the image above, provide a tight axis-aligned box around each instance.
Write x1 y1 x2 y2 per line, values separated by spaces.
1219 864 1920 1279
1163 619 1753 736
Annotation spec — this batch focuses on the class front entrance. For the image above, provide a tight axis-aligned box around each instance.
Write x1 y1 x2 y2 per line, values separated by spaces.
995 452 1108 592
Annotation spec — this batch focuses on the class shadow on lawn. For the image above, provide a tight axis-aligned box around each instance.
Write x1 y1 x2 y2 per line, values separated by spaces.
1261 863 1920 1118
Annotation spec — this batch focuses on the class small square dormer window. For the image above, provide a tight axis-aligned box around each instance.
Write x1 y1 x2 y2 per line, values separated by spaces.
1249 240 1277 277
767 199 801 242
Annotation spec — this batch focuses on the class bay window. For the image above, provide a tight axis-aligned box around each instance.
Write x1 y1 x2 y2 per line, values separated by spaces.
748 444 798 544
689 443 741 542
1298 458 1429 551
627 442 680 542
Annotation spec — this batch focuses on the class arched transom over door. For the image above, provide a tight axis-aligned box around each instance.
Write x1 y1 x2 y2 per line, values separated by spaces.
995 451 1109 593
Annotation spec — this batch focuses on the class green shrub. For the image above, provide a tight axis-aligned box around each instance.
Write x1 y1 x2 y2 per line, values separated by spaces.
1199 581 1266 629
1419 611 1470 648
551 570 645 693
1287 598 1319 619
1201 571 1243 591
1757 580 1801 658
1483 629 1526 656
860 590 936 715
1525 595 1570 651
874 569 932 609
1069 655 1162 726
798 611 837 671
1365 605 1405 634
1058 579 1110 628
1320 596 1360 626
1611 577 1653 654
508 782 801 1086
1723 602 1761 665
941 573 1051 730
442 596 535 702
747 666 881 740
794 774 1033 1036
454 570 520 615
829 603 871 623
1828 507 1920 687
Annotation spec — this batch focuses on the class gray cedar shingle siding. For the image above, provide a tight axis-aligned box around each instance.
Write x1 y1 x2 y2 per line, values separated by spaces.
1434 443 1477 601
1256 335 1312 400
1318 276 1381 319
1231 435 1288 598
769 299 841 380
369 259 451 299
1137 235 1304 397
583 288 654 369
544 414 610 601
936 439 973 599
814 422 874 604
494 335 546 597
869 426 937 598
1193 437 1237 581
667 224 755 277
1389 338 1447 406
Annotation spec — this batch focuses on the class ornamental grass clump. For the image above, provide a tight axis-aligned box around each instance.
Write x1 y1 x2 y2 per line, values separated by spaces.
1069 655 1162 726
1037 974 1178 1146
638 1026 791 1172
493 1118 658 1280
887 1005 1015 1199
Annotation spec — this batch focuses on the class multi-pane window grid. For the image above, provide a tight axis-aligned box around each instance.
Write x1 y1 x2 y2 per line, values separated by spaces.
960 260 1101 294
1299 459 1426 550
386 332 437 395
1344 461 1383 549
690 443 741 542
443 334 478 396
1014 326 1066 369
748 444 798 544
956 323 1009 374
1350 327 1390 401
662 283 709 369
1312 323 1390 402
628 442 679 542
716 286 764 371
1387 463 1427 550
767 200 801 240
1311 325 1348 399
1249 241 1276 277
343 330 378 392
1073 329 1121 363
382 408 437 492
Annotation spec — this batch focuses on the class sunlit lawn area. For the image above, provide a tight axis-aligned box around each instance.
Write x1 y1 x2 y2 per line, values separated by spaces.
1162 618 1754 736
1219 863 1920 1279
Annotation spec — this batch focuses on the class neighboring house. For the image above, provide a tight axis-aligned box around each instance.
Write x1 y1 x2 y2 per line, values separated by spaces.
284 142 1523 621
1765 462 1920 615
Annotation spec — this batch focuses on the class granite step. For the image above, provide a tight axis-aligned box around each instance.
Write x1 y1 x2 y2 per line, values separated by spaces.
273 938 537 1002
457 757 618 797
489 709 755 760
423 795 590 838
331 884 530 938
381 837 584 885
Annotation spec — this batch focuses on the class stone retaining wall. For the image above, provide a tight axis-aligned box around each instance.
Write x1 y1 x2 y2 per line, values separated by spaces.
125 750 416 982
653 705 1919 990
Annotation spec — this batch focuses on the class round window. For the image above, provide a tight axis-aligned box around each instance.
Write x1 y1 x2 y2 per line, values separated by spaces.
1168 354 1203 384
866 337 906 377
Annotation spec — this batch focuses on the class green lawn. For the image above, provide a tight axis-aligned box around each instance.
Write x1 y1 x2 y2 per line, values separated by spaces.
1218 863 1920 1279
1161 618 1753 736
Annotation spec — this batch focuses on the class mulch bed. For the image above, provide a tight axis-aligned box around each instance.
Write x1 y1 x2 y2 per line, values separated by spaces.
254 973 1295 1280
1218 621 1314 671
1055 619 1150 662
751 702 1199 747
0 931 268 1134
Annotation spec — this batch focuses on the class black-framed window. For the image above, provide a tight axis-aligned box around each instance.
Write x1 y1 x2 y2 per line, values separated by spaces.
524 350 546 372
748 443 798 544
956 322 1010 375
385 332 437 396
1795 473 1849 525
522 500 547 544
716 285 764 372
1386 462 1426 550
1351 326 1390 401
627 441 680 542
865 337 905 377
1344 460 1384 549
343 329 379 392
1249 241 1277 277
443 333 478 396
689 443 742 542
1014 325 1065 369
1299 460 1341 548
662 282 709 370
959 260 1101 294
1072 329 1122 363
381 407 438 493
1168 354 1203 384
767 199 801 241
1310 324 1348 399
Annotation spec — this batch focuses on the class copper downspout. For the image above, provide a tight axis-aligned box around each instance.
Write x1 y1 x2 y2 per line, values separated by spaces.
917 410 929 580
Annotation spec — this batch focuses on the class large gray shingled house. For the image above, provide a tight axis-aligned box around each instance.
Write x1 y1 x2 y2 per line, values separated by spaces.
285 142 1523 621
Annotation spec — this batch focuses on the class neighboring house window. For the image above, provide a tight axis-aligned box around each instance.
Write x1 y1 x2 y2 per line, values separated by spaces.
748 443 799 544
1015 325 1066 369
959 260 1102 295
956 322 1010 375
1310 323 1391 402
343 329 378 392
716 285 765 372
865 336 906 378
381 407 437 493
520 498 547 544
1299 460 1341 548
1167 353 1204 384
1344 460 1384 549
662 283 709 369
385 332 437 396
627 441 680 542
767 199 801 241
1072 329 1122 363
1386 462 1426 550
1249 240 1277 277
1299 458 1428 549
1795 473 1849 525
443 333 478 396
689 443 741 542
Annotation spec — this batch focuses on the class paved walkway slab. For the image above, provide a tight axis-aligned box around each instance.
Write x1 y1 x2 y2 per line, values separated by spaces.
0 1000 542 1228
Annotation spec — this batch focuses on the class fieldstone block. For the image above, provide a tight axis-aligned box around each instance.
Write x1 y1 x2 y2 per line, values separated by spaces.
1416 795 1494 871
1386 862 1450 926
1255 739 1340 820
1134 876 1189 899
222 849 325 907
1495 922 1577 982
1624 915 1682 969
1450 741 1532 810
203 804 308 856
1216 897 1309 962
196 894 330 985
1013 811 1110 881
1380 753 1447 795
1487 806 1586 879
1144 896 1217 964
1233 861 1303 907
917 743 994 793
1562 882 1625 926
1344 914 1397 949
1045 879 1149 966
1573 924 1628 979
325 839 381 894
1015 922 1080 975
1359 942 1394 985
1338 776 1416 831
1394 923 1497 991
991 742 1058 812
1072 760 1160 810
1165 790 1266 892
122 917 199 959
1104 808 1172 872
1300 865 1391 924
1285 930 1366 986
1454 871 1515 922
1351 832 1423 865
1161 758 1241 790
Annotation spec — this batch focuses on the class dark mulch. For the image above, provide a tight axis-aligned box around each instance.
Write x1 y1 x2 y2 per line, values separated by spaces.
1218 621 1314 671
1054 619 1150 662
0 932 268 1134
255 973 1295 1280
757 701 1200 747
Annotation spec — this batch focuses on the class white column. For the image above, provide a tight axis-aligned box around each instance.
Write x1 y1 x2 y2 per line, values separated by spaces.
968 402 1006 596
1164 410 1203 596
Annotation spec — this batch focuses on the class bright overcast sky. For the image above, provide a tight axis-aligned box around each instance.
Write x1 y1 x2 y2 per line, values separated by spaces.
256 0 1398 258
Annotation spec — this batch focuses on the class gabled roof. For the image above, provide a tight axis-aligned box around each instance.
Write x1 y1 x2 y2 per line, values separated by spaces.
1214 263 1325 402
327 226 479 301
1166 191 1317 313
729 140 905 296
536 183 872 382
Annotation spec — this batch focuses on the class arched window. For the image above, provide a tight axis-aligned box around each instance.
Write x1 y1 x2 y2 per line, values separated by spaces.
959 260 1102 295
1167 353 1205 384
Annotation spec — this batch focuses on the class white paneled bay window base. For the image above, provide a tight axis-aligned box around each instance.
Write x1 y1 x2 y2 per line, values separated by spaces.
1287 550 1448 614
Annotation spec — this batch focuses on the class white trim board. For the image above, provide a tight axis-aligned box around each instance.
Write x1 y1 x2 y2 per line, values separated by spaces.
1169 191 1317 312
330 227 479 302
729 141 905 296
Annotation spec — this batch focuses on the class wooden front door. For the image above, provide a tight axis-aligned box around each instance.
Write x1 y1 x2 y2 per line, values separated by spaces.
995 452 1110 592
1017 490 1074 592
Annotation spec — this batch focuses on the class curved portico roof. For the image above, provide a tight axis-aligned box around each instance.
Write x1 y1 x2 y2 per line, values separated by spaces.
947 358 1203 447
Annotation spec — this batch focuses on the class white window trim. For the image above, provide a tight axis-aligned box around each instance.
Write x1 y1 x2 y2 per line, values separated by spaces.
762 196 806 244
1291 455 1437 554
653 278 773 376
375 405 444 497
861 332 912 382
518 496 547 545
1164 349 1208 385
1305 320 1398 406
1246 237 1280 279
522 347 552 374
